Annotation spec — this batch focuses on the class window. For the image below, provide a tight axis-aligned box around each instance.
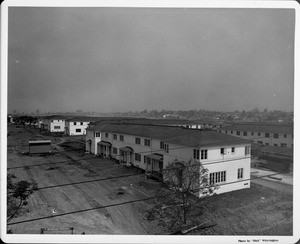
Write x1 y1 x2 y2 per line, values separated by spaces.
95 132 100 137
80 122 83 125
273 134 278 138
231 147 235 153
113 134 117 140
265 133 270 138
251 132 254 136
74 122 77 125
237 131 240 135
225 130 227 133
164 144 169 153
135 153 141 161
281 143 287 148
243 131 247 136
258 132 261 136
274 144 278 147
201 149 208 160
265 143 269 146
245 146 250 155
160 141 164 149
119 135 124 141
105 133 108 138
284 134 287 138
193 149 199 160
238 168 243 179
76 129 81 133
135 137 141 144
113 147 117 154
54 126 60 129
144 139 151 146
231 131 233 134
210 171 226 184
220 148 225 155
257 141 263 144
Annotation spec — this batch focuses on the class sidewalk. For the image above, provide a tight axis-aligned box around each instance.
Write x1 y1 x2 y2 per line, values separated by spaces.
251 168 293 185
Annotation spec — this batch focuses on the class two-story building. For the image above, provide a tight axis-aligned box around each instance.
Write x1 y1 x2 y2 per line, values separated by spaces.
65 116 105 136
86 123 251 195
38 115 69 133
219 123 293 148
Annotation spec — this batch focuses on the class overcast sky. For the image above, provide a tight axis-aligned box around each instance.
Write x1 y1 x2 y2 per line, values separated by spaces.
8 7 295 113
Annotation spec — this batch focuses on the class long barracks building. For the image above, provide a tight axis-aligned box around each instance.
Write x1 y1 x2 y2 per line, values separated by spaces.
86 123 252 195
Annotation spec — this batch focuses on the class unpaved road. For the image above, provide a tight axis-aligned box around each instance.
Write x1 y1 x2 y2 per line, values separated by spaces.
252 178 293 195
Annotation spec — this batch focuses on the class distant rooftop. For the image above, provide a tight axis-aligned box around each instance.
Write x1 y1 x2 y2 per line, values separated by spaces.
87 123 251 147
221 123 293 134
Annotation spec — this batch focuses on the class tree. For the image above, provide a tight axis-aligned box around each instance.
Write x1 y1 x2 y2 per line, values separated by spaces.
146 159 217 232
7 174 38 222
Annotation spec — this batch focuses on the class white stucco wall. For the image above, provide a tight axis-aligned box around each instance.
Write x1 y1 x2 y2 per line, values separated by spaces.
221 129 293 148
49 120 65 132
66 121 90 135
86 129 251 195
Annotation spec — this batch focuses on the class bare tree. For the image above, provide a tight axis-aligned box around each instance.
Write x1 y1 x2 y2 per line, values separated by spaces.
7 173 38 223
146 159 217 233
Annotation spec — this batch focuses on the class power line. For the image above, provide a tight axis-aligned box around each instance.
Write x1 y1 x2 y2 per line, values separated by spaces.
7 172 286 226
7 156 253 195
32 172 142 191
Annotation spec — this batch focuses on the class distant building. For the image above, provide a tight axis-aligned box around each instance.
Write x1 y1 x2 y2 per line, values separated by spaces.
89 118 203 129
38 115 69 133
86 123 252 195
219 123 293 148
65 116 106 135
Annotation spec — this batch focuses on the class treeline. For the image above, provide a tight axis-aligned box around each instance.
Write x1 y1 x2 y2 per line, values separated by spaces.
9 115 38 125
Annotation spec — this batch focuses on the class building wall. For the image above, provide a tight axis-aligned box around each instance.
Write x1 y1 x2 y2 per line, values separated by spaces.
49 120 65 132
86 129 251 195
66 121 90 135
86 130 102 154
221 129 293 148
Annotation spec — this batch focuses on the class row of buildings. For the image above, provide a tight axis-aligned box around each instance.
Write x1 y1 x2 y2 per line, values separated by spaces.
32 115 293 195
37 115 220 136
85 123 252 195
219 123 293 148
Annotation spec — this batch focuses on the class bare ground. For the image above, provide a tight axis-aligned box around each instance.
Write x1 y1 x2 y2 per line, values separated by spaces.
6 124 293 235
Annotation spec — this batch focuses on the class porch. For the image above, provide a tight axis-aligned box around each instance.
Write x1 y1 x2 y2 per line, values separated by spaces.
97 141 112 157
144 153 164 180
120 147 134 166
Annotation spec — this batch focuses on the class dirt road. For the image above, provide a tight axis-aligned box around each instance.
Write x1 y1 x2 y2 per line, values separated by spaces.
252 178 293 195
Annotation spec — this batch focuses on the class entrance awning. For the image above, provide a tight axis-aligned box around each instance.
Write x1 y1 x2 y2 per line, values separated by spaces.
145 153 163 161
119 147 133 152
97 141 112 147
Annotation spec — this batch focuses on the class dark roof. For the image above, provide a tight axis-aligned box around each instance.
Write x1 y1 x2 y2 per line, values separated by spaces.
66 116 105 122
40 115 71 120
91 118 197 126
87 123 251 147
221 123 293 134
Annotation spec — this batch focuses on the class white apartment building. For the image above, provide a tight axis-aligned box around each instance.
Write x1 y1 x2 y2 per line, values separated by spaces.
219 123 293 148
38 115 68 133
65 116 101 136
86 123 251 195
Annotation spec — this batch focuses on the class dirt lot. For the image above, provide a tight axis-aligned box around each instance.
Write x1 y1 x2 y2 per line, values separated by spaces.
6 124 293 235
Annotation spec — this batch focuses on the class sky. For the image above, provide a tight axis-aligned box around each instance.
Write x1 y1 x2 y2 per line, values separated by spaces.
7 7 295 113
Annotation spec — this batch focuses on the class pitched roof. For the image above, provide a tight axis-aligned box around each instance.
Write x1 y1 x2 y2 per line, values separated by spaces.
87 123 251 147
66 116 105 122
91 118 197 126
221 123 293 134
